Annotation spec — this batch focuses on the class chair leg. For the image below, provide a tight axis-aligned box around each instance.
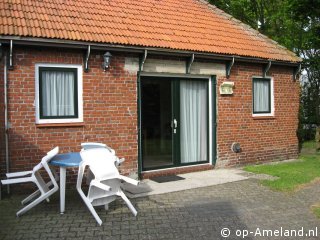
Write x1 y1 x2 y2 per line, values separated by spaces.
86 201 103 226
119 190 137 216
21 190 41 205
49 166 60 182
17 188 58 217
104 204 109 210
34 172 51 202
22 179 59 205
78 190 103 225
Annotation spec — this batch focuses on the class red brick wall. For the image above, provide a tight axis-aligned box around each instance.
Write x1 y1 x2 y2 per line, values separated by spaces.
4 46 138 186
1 46 300 188
216 63 299 167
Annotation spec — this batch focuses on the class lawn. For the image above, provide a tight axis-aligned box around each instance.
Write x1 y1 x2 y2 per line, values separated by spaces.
312 204 320 218
244 141 320 218
303 140 317 149
244 142 320 192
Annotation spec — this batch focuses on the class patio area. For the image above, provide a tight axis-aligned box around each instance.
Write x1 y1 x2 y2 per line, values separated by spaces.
0 174 319 240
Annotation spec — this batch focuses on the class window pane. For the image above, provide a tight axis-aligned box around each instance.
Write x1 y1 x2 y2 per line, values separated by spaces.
41 70 76 118
253 79 270 113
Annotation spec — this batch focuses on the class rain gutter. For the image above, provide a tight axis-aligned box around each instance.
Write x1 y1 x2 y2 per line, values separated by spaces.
4 53 10 195
0 36 301 67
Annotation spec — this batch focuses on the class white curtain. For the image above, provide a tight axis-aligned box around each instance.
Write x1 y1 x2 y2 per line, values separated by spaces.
253 80 269 112
41 71 75 116
180 80 207 163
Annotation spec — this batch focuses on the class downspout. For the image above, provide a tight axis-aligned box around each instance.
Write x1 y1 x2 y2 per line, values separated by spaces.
4 54 10 194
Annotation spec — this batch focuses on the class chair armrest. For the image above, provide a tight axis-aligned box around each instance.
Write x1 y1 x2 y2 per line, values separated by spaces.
105 145 116 155
6 171 33 178
115 158 125 166
2 177 32 185
119 175 139 186
90 180 111 191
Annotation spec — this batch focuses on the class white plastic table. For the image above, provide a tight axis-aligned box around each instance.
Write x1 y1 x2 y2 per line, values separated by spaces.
50 152 82 214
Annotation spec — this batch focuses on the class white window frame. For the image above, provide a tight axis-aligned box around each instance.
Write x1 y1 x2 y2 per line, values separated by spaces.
35 63 83 124
252 76 274 117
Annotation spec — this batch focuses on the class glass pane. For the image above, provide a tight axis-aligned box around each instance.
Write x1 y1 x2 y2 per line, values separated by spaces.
180 80 208 163
41 70 75 117
141 79 173 169
253 79 270 113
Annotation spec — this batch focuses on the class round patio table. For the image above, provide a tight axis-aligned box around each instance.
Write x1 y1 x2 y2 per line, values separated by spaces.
50 152 82 214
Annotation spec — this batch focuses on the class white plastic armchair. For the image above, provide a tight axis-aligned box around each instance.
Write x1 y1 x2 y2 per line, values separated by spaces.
80 142 125 166
77 148 139 225
1 147 59 216
81 142 125 185
81 142 114 154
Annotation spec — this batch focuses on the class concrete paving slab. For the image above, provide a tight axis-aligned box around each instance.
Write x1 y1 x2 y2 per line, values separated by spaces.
124 169 249 198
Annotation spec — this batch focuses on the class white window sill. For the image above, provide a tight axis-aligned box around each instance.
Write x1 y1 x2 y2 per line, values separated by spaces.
36 122 85 128
252 114 275 120
252 113 274 117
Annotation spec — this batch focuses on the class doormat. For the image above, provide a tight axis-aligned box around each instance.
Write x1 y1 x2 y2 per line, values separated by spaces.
150 175 185 183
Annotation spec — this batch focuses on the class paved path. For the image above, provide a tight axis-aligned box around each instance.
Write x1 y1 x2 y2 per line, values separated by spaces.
124 169 249 198
0 178 319 240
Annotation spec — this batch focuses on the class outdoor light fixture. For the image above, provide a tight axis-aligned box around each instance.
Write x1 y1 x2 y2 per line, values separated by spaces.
102 51 112 71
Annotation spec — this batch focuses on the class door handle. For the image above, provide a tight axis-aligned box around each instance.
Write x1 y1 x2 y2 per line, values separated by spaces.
174 119 178 128
173 119 178 134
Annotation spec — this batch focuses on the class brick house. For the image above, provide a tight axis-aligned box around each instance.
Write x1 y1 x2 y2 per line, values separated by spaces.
0 0 301 183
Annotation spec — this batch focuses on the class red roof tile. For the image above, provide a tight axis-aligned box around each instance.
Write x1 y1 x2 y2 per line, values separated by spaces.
0 0 300 62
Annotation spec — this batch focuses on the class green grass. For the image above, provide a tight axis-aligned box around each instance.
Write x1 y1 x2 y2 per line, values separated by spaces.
302 140 316 149
244 154 320 192
312 205 320 218
244 141 320 219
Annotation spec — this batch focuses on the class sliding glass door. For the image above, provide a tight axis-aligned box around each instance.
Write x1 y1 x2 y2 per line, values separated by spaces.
141 78 173 169
180 80 208 163
141 77 208 170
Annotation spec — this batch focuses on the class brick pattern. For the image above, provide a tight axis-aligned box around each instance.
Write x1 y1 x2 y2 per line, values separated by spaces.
216 63 299 167
0 48 300 188
2 46 138 182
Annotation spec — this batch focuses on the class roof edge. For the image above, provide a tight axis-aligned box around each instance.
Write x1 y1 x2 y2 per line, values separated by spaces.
0 36 301 66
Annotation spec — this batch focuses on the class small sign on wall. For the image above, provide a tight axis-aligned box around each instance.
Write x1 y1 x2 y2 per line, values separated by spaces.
220 81 234 95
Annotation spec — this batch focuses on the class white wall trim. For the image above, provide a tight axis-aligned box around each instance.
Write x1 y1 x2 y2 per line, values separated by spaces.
252 76 274 117
140 72 211 79
35 63 83 124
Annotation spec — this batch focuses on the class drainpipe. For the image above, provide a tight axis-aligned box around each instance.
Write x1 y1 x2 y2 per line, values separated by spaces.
4 54 10 194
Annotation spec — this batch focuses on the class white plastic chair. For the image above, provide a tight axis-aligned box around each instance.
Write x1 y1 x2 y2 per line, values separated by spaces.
81 142 125 185
81 142 125 166
77 148 139 225
81 142 114 154
1 147 59 216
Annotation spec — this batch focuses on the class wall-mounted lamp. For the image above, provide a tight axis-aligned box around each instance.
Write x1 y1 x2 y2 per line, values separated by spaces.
102 51 112 71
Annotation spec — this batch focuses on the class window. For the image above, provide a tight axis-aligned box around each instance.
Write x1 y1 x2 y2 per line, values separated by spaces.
252 77 273 115
36 64 83 124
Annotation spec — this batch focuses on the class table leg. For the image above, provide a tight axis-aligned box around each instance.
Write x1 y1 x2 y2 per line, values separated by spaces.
60 167 66 214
